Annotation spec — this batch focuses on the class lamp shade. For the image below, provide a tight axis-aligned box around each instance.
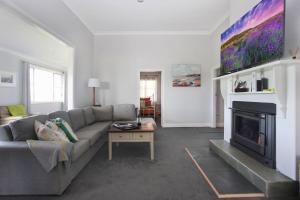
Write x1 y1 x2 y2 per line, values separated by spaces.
88 78 100 88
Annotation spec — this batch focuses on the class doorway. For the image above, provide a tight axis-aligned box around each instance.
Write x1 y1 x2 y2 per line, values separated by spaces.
215 80 224 127
139 71 162 123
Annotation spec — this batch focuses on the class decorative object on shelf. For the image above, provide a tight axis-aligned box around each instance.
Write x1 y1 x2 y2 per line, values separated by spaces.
172 64 201 87
112 122 138 130
289 47 299 59
0 71 16 87
137 115 142 127
88 78 100 106
256 78 269 91
263 88 276 93
261 78 269 90
257 80 263 91
234 80 249 93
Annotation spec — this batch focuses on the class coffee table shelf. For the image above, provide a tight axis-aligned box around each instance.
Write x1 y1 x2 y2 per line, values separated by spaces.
108 123 155 160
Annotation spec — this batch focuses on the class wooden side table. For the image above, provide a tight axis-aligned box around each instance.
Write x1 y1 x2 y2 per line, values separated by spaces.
108 123 155 160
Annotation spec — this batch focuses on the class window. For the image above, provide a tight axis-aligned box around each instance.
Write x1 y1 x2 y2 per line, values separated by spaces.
30 65 65 103
140 79 157 102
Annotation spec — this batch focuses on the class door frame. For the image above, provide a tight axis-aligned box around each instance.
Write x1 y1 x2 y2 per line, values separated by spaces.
137 69 165 126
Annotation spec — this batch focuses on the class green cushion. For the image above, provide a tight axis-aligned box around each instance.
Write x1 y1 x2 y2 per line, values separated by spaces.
52 118 79 143
7 104 28 117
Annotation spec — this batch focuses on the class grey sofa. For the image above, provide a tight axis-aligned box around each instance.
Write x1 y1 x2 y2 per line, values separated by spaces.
0 104 152 195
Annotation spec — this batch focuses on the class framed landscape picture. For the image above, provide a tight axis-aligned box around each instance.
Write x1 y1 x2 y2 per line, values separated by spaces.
0 71 16 87
172 64 201 87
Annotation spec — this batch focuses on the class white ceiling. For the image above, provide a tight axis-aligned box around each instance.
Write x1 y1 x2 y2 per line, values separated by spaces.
62 0 230 35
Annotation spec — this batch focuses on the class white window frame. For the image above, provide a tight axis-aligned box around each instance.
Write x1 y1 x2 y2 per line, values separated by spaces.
29 64 65 104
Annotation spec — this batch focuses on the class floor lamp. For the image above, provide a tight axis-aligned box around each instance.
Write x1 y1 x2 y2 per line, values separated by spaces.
88 78 100 106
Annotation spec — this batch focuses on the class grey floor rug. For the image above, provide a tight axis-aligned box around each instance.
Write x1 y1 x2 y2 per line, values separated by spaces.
1 126 298 200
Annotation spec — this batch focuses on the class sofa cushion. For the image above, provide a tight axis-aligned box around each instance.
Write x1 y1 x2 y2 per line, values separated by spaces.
34 120 69 142
0 116 23 125
82 107 96 125
0 106 10 119
71 139 90 162
9 115 48 141
68 109 86 131
51 118 79 143
113 104 136 121
7 104 28 116
48 111 72 125
75 122 111 146
93 106 113 122
0 125 13 141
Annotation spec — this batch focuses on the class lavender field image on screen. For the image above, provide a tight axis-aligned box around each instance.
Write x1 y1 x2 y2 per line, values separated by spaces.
221 0 284 74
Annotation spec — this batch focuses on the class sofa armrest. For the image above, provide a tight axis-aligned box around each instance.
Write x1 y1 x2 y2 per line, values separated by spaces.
0 141 29 151
0 141 63 195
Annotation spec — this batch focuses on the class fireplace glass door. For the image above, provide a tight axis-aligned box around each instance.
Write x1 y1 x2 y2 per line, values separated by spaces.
231 101 276 168
236 114 260 143
233 111 266 155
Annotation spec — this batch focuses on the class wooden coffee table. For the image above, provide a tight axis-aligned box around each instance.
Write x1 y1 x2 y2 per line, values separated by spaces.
108 122 155 160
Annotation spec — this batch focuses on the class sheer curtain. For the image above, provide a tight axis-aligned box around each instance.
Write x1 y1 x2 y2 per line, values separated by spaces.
140 77 157 103
22 62 31 113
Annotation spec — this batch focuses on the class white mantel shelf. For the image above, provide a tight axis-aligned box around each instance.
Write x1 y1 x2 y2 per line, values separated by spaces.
213 59 300 80
229 91 275 95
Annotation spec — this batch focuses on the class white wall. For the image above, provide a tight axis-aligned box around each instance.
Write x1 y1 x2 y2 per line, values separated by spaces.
0 49 64 114
6 0 94 108
0 4 74 114
94 35 212 127
0 51 23 105
0 3 73 70
285 0 300 57
210 18 229 126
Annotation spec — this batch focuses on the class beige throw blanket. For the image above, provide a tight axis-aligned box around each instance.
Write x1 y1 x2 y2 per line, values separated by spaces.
27 140 73 172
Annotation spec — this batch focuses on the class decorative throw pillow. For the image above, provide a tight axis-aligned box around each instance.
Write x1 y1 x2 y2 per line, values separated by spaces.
45 120 66 135
34 120 69 142
7 104 28 116
51 118 79 143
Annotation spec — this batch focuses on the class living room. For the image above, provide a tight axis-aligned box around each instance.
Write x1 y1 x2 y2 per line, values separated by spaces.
0 0 299 199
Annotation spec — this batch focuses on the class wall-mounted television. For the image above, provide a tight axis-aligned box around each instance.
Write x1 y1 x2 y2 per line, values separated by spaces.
221 0 285 75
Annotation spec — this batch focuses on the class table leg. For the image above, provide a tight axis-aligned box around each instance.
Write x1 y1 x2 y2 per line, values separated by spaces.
109 136 112 160
150 140 154 160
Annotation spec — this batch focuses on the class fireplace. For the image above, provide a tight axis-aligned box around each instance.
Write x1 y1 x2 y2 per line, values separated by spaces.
230 101 276 168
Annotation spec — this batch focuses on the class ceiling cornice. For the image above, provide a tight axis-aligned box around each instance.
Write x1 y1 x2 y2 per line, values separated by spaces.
208 13 230 35
2 0 75 48
94 31 212 36
93 13 230 36
62 0 231 36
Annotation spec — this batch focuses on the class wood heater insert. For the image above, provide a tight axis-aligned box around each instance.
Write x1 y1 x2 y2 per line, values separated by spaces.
231 101 276 168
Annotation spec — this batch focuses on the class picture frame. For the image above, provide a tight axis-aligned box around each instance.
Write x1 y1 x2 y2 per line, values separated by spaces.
172 64 201 87
0 71 17 87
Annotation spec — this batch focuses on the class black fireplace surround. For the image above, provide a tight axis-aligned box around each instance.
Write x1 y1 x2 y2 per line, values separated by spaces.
231 101 276 168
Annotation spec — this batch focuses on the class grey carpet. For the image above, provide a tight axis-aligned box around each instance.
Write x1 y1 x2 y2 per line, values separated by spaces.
1 126 299 200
